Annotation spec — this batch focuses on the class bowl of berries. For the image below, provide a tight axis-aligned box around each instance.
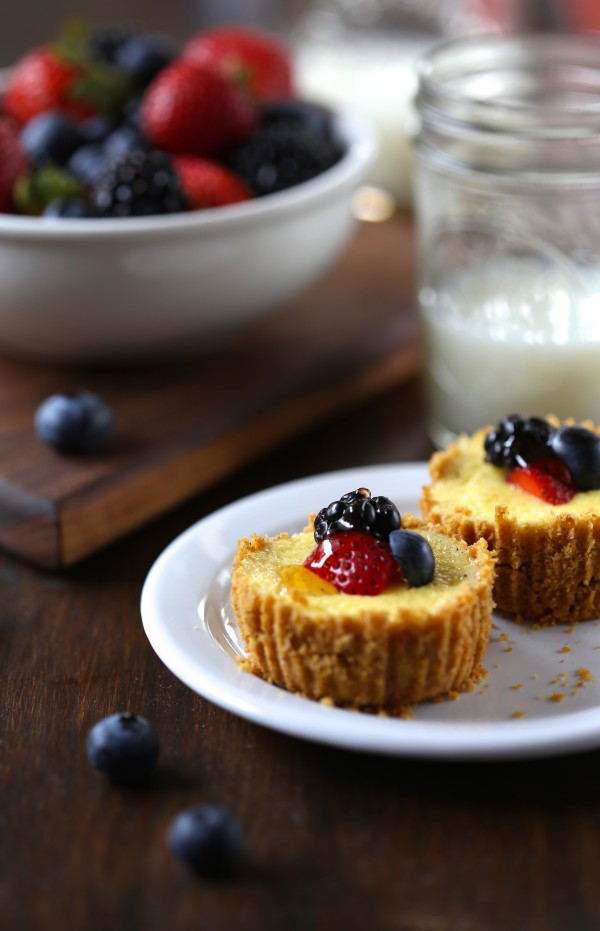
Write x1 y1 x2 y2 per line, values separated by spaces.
0 22 375 363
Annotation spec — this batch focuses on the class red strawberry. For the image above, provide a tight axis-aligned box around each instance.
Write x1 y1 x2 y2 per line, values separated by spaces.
304 530 398 596
507 457 576 504
173 156 252 209
3 47 88 125
182 26 294 104
0 118 29 212
141 60 257 157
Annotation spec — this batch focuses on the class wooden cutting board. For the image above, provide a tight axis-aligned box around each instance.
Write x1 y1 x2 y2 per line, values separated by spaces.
0 214 420 568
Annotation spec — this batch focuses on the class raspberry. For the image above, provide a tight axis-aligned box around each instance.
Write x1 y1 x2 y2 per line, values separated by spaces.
304 530 398 596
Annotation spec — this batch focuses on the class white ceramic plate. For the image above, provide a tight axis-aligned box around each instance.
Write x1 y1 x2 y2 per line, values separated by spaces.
141 464 600 760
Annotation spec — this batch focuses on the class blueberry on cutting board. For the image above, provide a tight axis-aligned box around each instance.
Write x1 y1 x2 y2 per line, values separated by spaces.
34 390 114 453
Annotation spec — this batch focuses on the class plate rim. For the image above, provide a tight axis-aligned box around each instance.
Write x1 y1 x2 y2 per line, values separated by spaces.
141 462 600 761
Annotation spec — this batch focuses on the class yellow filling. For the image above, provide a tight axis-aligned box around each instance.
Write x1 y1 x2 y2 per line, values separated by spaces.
248 528 478 619
432 428 600 525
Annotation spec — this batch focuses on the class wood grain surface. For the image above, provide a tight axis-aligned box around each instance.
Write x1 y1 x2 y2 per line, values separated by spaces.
0 216 419 569
2 222 599 931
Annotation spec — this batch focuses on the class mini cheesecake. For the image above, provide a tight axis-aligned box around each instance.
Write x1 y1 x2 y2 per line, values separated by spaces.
421 422 600 625
230 517 495 713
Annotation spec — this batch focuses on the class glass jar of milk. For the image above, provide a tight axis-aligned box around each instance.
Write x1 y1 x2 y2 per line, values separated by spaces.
413 34 600 448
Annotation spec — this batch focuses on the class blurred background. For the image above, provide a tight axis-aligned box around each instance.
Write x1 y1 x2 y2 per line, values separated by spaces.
2 0 600 208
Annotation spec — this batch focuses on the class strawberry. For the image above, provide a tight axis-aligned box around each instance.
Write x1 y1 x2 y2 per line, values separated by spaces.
3 47 87 124
140 60 257 157
182 26 294 104
173 156 252 209
0 118 29 212
507 457 576 505
304 530 398 596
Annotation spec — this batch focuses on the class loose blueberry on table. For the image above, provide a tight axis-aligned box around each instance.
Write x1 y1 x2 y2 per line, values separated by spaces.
167 804 243 876
34 390 114 453
86 712 160 784
484 414 600 504
304 488 435 595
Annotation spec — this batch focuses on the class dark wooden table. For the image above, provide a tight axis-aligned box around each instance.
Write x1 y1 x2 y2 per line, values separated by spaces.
2 228 600 931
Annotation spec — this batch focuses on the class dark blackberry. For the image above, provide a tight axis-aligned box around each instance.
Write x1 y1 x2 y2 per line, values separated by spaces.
90 149 188 217
225 119 343 197
484 414 554 468
314 488 400 542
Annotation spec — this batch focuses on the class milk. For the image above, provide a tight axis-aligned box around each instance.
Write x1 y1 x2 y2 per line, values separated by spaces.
294 32 432 205
420 256 600 446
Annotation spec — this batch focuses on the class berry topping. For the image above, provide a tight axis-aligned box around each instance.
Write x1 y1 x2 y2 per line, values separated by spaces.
484 414 554 469
388 530 435 587
304 529 398 596
507 459 576 505
225 115 342 197
34 390 114 453
182 26 294 104
112 34 176 88
313 488 400 543
86 712 160 784
549 425 600 491
167 804 243 876
90 149 188 217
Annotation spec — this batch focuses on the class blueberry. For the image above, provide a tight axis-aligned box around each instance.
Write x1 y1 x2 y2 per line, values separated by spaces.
67 144 108 184
20 111 82 166
103 125 148 160
34 390 114 453
90 26 132 63
86 712 160 784
550 425 600 491
43 198 95 218
167 804 243 876
389 530 435 587
79 114 117 145
114 34 176 87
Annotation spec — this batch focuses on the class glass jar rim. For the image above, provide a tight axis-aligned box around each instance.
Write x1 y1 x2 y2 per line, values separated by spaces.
417 33 600 132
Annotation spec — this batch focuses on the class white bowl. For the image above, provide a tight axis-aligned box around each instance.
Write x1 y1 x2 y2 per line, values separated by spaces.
0 110 376 363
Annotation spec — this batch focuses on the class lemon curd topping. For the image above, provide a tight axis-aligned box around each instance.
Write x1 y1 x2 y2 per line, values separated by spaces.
242 527 479 618
429 428 600 524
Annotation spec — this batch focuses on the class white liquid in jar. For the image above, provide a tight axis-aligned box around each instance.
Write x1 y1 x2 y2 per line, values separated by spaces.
421 256 600 446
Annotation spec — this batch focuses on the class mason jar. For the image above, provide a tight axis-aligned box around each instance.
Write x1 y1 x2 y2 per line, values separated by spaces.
412 34 600 447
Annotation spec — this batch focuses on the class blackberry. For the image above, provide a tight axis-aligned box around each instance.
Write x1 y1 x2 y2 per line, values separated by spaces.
90 149 188 217
226 119 343 197
314 488 400 542
484 414 554 469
